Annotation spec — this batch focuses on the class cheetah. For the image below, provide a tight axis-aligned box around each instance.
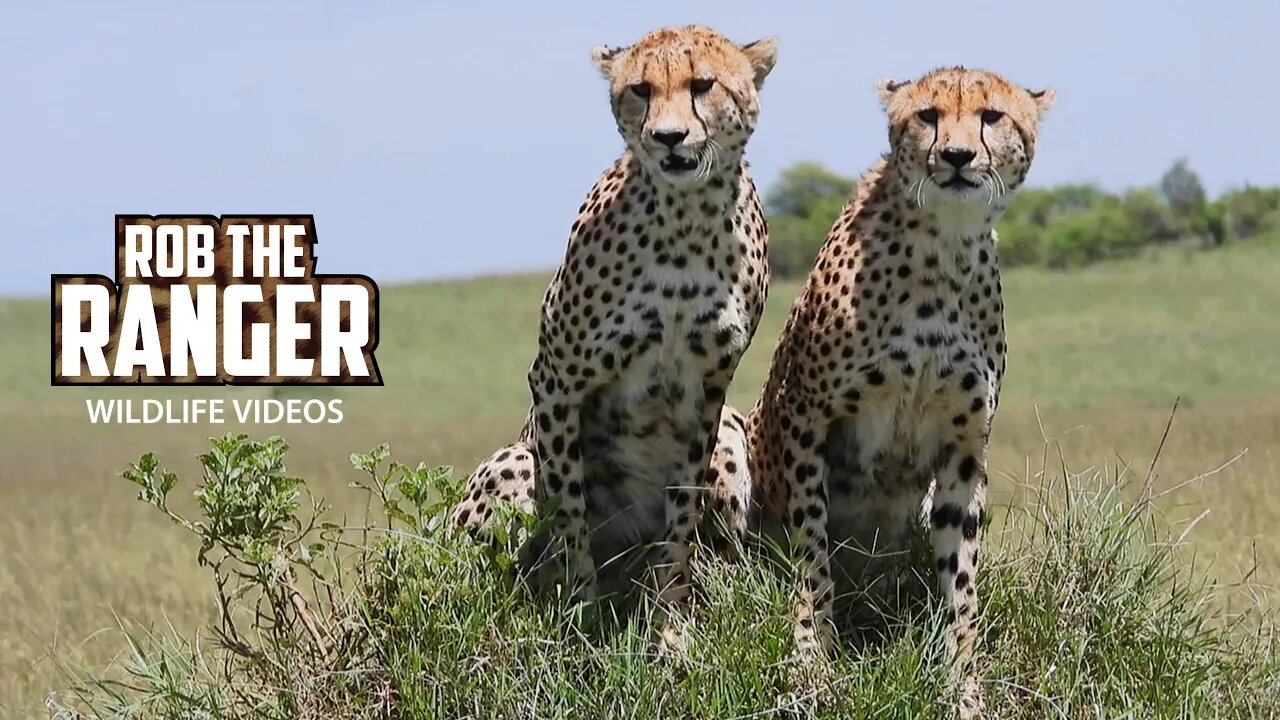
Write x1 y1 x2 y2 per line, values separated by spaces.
450 26 777 637
745 67 1054 710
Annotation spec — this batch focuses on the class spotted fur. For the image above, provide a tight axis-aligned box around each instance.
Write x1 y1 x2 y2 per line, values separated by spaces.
746 67 1054 715
449 26 777 642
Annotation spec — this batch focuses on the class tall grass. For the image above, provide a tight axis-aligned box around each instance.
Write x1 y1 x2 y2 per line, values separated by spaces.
46 433 1279 720
6 244 1280 714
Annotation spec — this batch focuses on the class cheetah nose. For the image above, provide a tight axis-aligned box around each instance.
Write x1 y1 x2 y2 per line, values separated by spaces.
940 147 977 169
651 129 689 148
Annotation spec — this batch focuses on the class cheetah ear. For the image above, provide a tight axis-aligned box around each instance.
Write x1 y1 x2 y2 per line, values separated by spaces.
591 45 627 79
1028 88 1057 115
875 78 910 107
740 36 779 89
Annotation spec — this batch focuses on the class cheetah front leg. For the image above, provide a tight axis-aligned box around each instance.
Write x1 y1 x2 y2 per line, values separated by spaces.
928 385 992 716
528 361 598 602
704 406 754 551
782 404 835 659
654 380 729 652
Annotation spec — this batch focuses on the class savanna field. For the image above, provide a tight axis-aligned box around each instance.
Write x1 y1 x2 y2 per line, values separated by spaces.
2 241 1279 717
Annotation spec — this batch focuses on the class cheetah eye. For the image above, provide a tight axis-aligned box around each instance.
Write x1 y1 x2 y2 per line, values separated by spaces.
916 108 939 125
981 110 1005 125
628 82 651 99
690 78 716 95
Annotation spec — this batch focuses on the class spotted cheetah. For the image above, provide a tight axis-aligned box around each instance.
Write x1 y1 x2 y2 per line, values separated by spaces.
450 26 777 637
745 67 1054 710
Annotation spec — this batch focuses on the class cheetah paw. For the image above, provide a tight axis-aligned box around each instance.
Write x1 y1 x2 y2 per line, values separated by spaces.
784 651 839 708
953 674 986 720
655 614 695 659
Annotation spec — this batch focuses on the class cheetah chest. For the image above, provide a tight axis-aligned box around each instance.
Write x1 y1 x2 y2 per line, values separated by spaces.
833 251 1000 490
572 256 750 548
612 262 748 410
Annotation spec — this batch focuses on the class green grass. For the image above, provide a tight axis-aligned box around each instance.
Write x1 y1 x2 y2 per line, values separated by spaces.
44 436 1280 719
3 242 1280 717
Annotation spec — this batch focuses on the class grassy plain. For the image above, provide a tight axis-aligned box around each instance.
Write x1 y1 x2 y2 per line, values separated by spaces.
1 241 1278 717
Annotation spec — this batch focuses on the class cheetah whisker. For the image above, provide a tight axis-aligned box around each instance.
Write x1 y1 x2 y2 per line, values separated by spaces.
914 174 933 209
701 139 724 181
907 175 924 201
908 175 922 208
991 167 1009 198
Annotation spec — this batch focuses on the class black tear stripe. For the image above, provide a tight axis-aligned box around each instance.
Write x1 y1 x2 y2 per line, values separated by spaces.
686 51 711 141
925 121 939 184
970 65 994 167
979 119 995 174
639 57 653 135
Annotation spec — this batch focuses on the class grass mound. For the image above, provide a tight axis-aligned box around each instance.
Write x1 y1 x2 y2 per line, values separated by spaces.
47 435 1279 719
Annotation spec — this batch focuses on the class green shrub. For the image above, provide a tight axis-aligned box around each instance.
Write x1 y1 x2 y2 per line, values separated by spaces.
1042 197 1146 268
1220 186 1280 241
764 160 1280 275
48 435 1280 719
768 194 848 278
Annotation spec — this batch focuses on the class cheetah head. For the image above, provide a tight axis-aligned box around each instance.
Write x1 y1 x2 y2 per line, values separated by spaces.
592 26 777 186
877 67 1055 210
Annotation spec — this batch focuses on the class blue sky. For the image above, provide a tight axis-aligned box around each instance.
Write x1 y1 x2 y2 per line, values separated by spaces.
2 1 1277 296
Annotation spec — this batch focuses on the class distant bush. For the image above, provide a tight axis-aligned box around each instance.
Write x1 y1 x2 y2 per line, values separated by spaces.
764 163 855 278
1220 185 1280 241
45 433 1280 718
1041 196 1147 268
765 158 1280 277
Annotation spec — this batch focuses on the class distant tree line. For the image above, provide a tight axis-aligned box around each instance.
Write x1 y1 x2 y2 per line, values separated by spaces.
764 159 1280 277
